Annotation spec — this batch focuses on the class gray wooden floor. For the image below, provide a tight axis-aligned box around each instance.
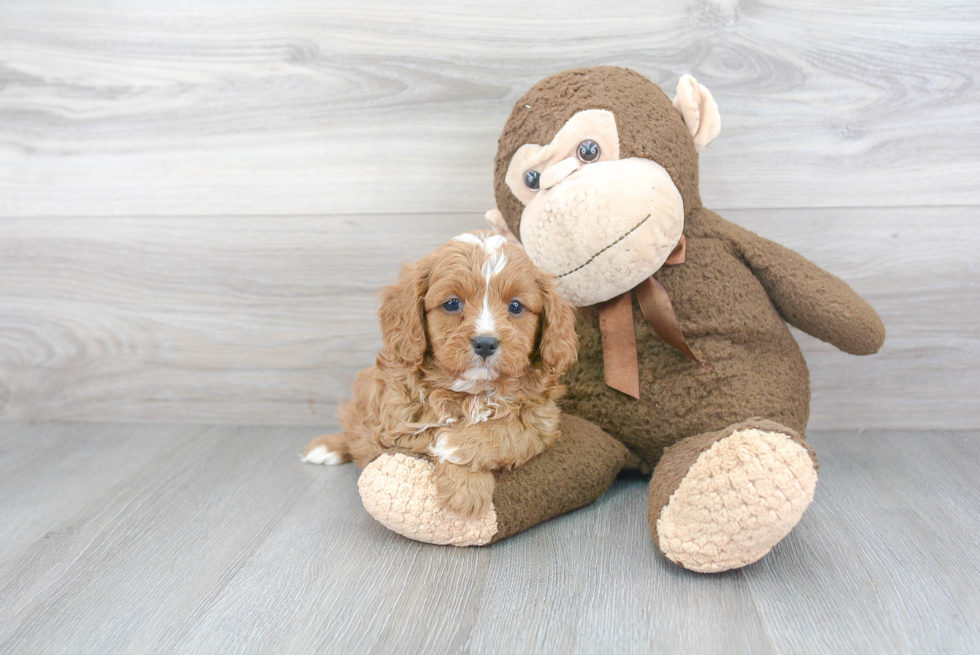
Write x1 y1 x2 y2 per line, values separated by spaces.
1 424 978 654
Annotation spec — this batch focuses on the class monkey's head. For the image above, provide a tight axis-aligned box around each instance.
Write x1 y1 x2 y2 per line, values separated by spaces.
488 67 720 307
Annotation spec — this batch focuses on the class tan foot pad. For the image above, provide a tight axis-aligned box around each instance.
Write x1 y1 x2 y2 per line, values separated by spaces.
358 453 498 547
657 429 817 573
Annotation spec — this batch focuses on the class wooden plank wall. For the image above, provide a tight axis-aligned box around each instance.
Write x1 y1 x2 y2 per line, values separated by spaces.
1 0 978 429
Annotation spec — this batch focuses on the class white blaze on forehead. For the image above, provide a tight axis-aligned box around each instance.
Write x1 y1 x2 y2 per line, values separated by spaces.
482 250 507 279
483 234 507 251
476 302 496 335
453 232 484 246
476 249 507 335
452 231 507 254
453 232 509 337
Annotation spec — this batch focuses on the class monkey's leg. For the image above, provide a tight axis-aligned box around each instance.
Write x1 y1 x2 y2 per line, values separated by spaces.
357 414 638 546
648 418 818 573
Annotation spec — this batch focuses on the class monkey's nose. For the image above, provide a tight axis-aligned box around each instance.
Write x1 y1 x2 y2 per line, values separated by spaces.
471 336 499 360
540 157 580 190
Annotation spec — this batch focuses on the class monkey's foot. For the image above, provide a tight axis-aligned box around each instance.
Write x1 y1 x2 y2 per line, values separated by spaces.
648 419 818 573
358 453 498 546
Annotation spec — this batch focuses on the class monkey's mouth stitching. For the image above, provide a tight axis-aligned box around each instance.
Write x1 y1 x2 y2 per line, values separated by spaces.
557 214 651 279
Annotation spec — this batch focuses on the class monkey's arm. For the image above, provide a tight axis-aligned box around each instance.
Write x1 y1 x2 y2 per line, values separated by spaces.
723 216 885 355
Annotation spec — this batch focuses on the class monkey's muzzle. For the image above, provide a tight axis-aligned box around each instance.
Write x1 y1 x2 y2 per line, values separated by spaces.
519 158 685 307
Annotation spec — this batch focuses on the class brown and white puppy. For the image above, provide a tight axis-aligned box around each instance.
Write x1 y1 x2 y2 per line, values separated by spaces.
302 230 578 520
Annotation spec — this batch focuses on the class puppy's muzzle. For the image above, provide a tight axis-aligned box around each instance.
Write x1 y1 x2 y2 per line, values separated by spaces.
471 336 499 360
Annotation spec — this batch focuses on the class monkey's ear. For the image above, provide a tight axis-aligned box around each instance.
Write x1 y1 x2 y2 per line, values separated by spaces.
378 258 431 370
672 74 721 152
484 209 521 245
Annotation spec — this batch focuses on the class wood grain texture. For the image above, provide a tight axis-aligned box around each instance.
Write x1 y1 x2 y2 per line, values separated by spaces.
1 423 978 653
0 213 481 425
0 422 207 562
1 207 976 429
1 1 977 429
1 1 978 216
0 425 319 653
745 431 980 653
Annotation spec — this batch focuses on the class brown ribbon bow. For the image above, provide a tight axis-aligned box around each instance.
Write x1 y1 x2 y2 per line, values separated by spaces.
596 236 707 399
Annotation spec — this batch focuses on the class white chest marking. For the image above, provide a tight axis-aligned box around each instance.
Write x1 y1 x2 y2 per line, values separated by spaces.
451 378 481 393
429 434 463 464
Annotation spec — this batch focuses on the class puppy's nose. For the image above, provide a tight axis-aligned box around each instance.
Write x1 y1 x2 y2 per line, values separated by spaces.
471 336 499 360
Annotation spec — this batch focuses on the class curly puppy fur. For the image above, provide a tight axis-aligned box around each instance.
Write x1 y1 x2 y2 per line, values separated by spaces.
303 231 579 520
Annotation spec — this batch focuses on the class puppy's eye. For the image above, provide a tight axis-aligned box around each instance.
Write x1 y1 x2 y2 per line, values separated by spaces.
442 298 461 313
508 300 525 315
577 139 600 163
524 170 540 190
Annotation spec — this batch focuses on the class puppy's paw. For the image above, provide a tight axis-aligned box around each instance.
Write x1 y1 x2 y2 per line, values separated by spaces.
301 434 350 465
434 462 495 521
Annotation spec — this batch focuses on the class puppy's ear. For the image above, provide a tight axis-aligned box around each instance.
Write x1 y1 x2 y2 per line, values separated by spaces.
537 272 579 377
379 258 431 370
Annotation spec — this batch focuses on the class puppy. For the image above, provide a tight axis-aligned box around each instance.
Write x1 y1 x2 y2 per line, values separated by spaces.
302 230 578 520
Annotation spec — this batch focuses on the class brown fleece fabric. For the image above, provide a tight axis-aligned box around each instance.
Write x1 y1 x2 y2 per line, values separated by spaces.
491 66 885 467
561 204 884 466
646 418 817 545
489 414 638 543
483 66 885 561
494 67 703 241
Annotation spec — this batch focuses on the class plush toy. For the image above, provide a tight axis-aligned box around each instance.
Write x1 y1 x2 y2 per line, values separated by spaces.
356 67 885 572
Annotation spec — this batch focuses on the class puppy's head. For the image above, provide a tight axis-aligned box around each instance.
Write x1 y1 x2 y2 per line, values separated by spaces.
378 231 578 388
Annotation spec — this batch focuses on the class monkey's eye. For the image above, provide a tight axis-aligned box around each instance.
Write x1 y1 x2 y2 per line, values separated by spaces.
442 298 461 313
524 170 540 190
577 140 600 163
508 300 525 315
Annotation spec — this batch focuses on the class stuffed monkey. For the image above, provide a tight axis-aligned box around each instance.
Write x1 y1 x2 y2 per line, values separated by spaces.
356 67 885 572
